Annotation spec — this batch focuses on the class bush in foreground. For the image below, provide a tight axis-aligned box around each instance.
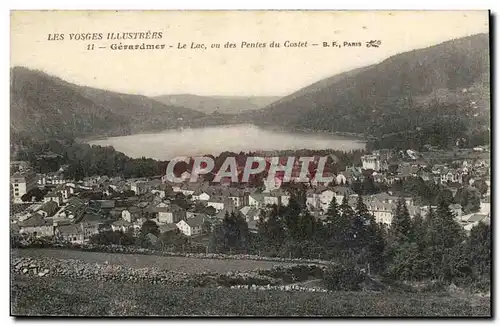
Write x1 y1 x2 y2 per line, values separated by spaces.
322 263 365 291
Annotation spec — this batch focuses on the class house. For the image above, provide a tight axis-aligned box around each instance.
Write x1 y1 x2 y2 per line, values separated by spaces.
480 196 490 215
172 183 197 196
111 219 132 233
93 200 116 210
11 170 37 203
449 204 463 219
130 181 153 195
463 213 490 232
367 193 414 207
318 189 335 212
37 201 59 218
207 196 226 212
44 191 63 205
263 190 283 206
177 215 205 236
159 223 179 234
248 193 264 208
157 204 186 224
345 166 365 182
151 189 166 199
361 154 383 171
81 222 104 240
332 186 355 204
18 213 54 237
39 171 70 186
366 201 393 225
122 207 142 223
373 173 388 184
225 189 249 208
57 197 87 220
305 193 319 211
239 206 262 222
192 190 210 201
56 224 85 244
335 173 347 185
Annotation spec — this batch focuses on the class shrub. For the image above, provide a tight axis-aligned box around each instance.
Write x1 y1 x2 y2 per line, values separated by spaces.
322 263 365 291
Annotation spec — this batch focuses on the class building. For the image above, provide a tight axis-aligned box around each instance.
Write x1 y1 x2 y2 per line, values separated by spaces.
44 191 63 205
159 222 179 235
157 204 186 224
463 213 490 232
176 215 204 237
55 224 85 244
130 181 152 195
18 214 54 237
111 219 132 233
366 201 393 225
226 190 249 208
239 206 262 222
57 198 87 220
207 196 226 212
318 190 335 212
122 207 142 223
192 190 210 201
248 193 264 208
480 196 491 215
38 172 70 186
37 201 59 218
361 154 382 171
263 190 284 206
11 171 37 203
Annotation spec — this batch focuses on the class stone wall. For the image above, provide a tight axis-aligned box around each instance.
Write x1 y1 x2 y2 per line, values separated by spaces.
11 256 327 291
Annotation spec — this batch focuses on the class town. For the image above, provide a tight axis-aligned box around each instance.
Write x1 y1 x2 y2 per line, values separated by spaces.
10 145 491 248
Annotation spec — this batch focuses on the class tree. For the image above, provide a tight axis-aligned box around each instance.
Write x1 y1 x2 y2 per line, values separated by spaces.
390 197 412 245
455 187 481 214
256 205 285 255
468 221 491 279
140 220 159 237
354 196 385 272
410 213 426 247
423 198 466 280
336 195 356 257
472 180 488 196
283 192 303 240
388 241 430 281
436 188 454 206
325 196 340 224
210 211 250 254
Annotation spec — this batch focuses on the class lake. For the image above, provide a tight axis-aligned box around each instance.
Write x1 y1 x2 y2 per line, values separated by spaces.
87 124 366 160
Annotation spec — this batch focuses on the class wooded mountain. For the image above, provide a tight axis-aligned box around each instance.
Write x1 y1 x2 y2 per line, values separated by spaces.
154 94 280 114
248 33 490 148
10 67 205 140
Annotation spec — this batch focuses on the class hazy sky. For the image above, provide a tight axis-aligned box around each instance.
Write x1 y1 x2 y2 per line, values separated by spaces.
11 10 489 96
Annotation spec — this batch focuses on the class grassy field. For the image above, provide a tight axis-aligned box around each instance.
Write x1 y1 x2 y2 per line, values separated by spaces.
11 275 490 317
11 248 293 274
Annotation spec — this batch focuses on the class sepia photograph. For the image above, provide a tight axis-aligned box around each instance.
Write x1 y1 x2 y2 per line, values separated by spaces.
9 10 491 317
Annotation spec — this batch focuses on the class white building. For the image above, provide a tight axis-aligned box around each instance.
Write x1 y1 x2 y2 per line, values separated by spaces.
176 215 204 237
11 171 37 203
361 154 382 171
207 196 226 212
157 205 186 224
248 193 264 208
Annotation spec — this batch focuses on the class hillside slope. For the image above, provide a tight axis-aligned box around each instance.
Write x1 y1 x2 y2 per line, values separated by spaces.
10 67 205 140
154 94 280 114
251 33 490 148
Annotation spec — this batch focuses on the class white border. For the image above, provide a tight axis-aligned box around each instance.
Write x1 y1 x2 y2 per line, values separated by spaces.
2 1 498 325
